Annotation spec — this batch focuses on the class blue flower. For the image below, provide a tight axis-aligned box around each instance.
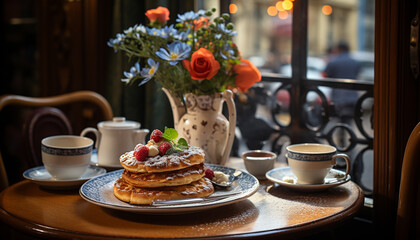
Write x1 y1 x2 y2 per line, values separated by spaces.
217 24 237 37
122 62 141 83
147 27 165 38
145 27 170 39
139 59 159 86
176 11 199 22
124 24 147 35
214 34 222 40
124 24 137 34
176 10 205 23
196 10 206 16
220 44 235 59
174 29 190 41
107 40 115 48
155 41 191 65
136 24 147 34
162 25 178 38
107 33 125 49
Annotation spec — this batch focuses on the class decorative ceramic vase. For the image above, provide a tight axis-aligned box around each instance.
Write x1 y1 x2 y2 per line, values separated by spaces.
162 88 236 165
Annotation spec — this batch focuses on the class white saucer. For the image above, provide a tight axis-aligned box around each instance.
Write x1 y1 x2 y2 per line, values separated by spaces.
265 167 351 191
23 165 106 189
90 151 122 169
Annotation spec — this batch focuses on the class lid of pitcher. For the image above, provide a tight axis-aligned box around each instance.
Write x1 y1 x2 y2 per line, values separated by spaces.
100 117 140 129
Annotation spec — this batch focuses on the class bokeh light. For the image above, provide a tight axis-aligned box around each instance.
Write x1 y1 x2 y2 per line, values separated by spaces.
276 1 284 11
282 0 293 11
322 5 333 15
267 6 278 16
278 10 288 19
229 3 238 14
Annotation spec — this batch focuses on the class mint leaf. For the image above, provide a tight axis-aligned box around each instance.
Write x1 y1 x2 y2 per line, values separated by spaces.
177 138 188 148
162 127 178 141
173 138 188 152
160 128 188 153
165 147 177 155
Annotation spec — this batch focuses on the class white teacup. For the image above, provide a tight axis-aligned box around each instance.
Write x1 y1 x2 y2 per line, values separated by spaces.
41 135 93 180
242 150 277 178
286 143 350 184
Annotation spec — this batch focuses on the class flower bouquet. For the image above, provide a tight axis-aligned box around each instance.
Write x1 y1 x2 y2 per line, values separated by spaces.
107 6 261 100
107 6 262 165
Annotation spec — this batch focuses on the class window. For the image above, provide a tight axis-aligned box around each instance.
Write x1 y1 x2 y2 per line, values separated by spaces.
202 0 374 200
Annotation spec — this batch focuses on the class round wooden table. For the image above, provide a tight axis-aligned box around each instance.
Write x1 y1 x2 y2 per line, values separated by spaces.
0 160 364 239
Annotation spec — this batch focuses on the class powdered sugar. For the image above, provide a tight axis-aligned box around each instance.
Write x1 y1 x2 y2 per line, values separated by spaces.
120 146 204 170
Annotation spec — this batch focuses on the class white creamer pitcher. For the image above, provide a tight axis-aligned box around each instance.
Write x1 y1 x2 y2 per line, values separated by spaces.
162 88 236 166
81 117 149 167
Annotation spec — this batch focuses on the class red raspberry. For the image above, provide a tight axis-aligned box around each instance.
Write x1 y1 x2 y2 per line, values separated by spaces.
133 144 149 161
158 142 172 155
150 129 164 143
205 168 214 180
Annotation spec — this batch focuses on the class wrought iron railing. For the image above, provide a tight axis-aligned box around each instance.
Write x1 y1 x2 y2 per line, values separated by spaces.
235 74 374 196
224 0 373 196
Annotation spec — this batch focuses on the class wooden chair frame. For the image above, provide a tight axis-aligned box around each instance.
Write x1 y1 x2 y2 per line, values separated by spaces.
0 91 113 191
395 122 420 239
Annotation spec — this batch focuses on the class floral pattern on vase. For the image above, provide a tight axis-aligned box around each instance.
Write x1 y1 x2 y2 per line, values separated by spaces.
163 88 236 165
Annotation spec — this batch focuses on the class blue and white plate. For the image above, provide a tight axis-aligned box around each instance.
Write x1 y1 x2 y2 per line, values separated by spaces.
266 167 351 191
79 164 259 214
23 165 106 189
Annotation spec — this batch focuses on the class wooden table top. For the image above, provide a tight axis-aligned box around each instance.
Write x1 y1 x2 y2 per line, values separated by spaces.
0 159 364 239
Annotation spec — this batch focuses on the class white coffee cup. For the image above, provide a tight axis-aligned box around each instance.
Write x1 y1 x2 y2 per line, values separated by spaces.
286 143 350 184
242 150 277 178
41 135 93 179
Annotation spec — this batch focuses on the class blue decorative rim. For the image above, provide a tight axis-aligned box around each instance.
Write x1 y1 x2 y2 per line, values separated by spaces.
41 145 92 156
287 152 334 161
79 164 260 213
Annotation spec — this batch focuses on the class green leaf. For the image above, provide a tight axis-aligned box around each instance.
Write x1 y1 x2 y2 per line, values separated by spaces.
175 138 188 151
165 147 177 155
177 138 188 148
162 127 178 141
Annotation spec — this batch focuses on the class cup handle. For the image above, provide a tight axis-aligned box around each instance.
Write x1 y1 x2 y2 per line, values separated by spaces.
80 127 100 149
332 153 351 181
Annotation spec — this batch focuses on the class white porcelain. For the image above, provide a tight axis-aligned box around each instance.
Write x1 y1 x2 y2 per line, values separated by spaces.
23 165 106 189
41 135 93 179
80 117 149 167
266 167 351 191
286 143 350 184
163 88 236 165
242 150 276 178
90 150 122 169
80 164 259 213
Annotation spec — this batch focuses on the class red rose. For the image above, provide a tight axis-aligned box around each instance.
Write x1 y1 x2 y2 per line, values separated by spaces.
145 6 170 24
234 59 261 92
183 48 220 80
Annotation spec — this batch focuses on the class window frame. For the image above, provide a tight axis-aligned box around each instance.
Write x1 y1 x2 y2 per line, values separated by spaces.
220 0 374 216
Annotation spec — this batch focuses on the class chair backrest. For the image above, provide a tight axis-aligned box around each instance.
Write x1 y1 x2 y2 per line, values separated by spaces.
395 122 420 239
0 91 113 191
24 107 73 167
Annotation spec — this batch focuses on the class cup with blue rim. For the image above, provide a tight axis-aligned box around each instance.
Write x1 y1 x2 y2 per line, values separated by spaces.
286 143 350 184
41 135 93 179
